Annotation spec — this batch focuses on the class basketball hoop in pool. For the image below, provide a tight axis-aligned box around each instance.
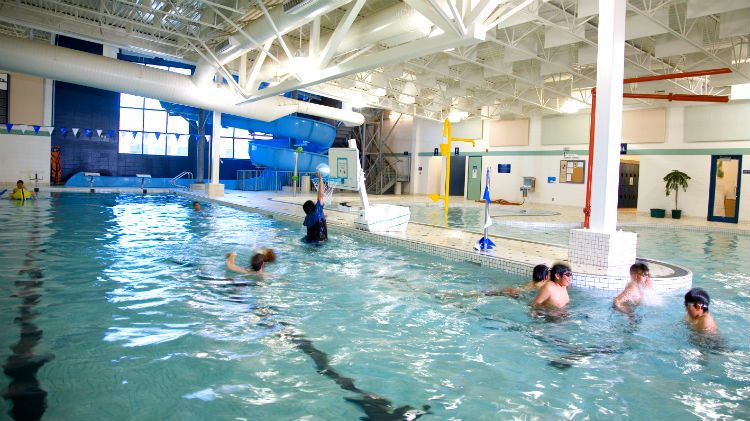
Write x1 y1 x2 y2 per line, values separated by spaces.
311 176 342 204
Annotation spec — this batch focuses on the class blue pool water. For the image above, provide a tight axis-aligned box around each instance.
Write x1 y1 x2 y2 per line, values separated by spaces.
1 194 749 420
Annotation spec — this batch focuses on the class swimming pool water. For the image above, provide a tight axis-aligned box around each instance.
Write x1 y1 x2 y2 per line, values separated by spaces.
1 193 749 420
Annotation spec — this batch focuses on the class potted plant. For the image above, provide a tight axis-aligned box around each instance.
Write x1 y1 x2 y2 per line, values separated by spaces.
664 169 691 219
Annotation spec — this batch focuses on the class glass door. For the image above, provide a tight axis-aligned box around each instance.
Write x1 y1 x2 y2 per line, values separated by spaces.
707 155 742 223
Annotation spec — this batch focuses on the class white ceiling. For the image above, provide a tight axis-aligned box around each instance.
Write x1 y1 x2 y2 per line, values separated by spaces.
1 0 748 122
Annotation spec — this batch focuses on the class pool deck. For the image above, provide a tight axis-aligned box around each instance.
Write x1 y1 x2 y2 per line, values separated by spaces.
165 188 746 295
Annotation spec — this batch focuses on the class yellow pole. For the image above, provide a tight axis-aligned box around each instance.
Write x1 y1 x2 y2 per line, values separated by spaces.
429 119 476 218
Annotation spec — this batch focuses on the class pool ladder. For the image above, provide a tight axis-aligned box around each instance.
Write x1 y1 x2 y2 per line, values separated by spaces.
170 172 193 190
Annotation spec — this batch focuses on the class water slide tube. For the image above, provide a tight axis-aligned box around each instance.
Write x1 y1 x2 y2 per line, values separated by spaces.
163 103 336 172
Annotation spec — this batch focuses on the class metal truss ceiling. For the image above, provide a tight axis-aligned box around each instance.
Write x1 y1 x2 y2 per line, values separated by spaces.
0 0 748 121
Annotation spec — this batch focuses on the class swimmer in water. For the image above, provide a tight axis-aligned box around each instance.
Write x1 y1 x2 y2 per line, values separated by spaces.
529 263 571 310
613 262 653 313
226 249 276 274
485 264 549 298
193 201 201 212
684 287 718 334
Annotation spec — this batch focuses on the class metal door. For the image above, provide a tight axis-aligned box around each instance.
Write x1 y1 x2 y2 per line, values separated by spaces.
618 162 639 208
449 156 466 196
467 156 482 201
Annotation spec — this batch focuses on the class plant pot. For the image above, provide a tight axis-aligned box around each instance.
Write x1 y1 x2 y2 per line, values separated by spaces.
650 208 666 218
671 209 682 219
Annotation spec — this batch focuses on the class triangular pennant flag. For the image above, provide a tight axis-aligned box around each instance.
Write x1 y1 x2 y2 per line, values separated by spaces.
108 130 115 138
60 127 67 137
154 132 160 140
33 125 41 134
174 133 181 141
72 128 79 137
132 131 138 139
96 129 103 137
484 215 493 229
85 128 92 138
205 135 211 142
5 123 13 133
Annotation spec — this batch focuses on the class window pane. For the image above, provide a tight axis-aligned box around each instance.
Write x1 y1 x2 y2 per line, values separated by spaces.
144 97 165 110
147 64 168 71
220 127 234 137
170 67 192 76
234 139 250 159
119 131 142 154
167 115 190 134
219 137 234 158
120 93 144 108
234 128 251 139
143 109 167 132
166 133 189 156
143 132 166 155
119 108 143 131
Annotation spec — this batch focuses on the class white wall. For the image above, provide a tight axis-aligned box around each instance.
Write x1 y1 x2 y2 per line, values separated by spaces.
404 103 749 222
0 132 51 186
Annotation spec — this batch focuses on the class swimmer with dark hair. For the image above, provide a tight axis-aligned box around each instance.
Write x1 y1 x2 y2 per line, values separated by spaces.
613 262 653 313
226 248 276 274
485 264 550 297
530 263 572 309
192 201 201 212
684 287 718 333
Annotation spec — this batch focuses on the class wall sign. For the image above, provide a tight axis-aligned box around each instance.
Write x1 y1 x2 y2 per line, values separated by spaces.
620 143 627 154
559 160 585 184
498 164 511 173
548 176 556 183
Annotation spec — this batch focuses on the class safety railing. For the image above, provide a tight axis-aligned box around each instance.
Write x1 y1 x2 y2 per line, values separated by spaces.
237 169 316 193
170 171 193 189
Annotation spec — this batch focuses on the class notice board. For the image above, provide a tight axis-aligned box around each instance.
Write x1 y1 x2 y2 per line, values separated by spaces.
559 160 585 184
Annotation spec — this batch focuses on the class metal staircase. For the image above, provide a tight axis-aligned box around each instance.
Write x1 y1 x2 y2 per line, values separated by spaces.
360 111 410 195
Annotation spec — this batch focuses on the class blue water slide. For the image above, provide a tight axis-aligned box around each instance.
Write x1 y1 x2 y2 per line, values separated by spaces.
161 102 336 172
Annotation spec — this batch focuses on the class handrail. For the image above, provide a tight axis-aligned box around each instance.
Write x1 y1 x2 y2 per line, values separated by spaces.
170 171 193 189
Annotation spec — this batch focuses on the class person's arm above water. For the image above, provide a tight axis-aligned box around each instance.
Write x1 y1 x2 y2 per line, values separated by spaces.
316 170 325 206
226 251 250 274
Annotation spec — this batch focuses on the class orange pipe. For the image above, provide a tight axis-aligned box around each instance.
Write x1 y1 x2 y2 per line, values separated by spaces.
622 68 731 84
583 68 731 228
623 93 729 102
584 88 596 229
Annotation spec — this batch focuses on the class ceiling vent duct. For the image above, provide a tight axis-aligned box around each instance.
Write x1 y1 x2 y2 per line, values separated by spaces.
215 39 232 55
283 0 314 14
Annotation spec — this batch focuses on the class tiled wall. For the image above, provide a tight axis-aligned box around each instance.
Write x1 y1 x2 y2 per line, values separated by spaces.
568 229 637 275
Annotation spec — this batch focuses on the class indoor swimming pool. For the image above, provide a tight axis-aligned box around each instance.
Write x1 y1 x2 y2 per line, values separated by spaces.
1 194 749 420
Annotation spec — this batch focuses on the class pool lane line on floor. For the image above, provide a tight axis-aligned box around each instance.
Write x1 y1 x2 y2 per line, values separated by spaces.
3 208 53 421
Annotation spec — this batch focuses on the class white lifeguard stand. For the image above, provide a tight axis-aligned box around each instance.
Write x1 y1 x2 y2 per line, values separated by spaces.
328 140 410 232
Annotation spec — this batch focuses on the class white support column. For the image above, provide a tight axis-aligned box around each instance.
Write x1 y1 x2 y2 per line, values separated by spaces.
205 111 224 197
590 0 626 233
568 0 636 277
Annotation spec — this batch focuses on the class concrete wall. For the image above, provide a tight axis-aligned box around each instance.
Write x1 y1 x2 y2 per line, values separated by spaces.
0 132 51 186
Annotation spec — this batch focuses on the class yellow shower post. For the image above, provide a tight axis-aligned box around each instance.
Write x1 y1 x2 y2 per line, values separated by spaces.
429 118 476 217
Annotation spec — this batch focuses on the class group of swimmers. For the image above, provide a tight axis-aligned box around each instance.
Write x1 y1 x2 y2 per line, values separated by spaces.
221 170 329 274
511 261 717 333
207 171 718 334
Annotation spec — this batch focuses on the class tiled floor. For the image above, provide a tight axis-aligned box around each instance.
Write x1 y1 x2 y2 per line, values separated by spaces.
174 188 747 294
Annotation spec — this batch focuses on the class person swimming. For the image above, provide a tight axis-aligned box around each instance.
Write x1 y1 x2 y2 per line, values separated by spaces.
485 264 550 298
226 248 276 274
529 263 572 310
684 287 718 334
613 262 656 313
10 180 35 200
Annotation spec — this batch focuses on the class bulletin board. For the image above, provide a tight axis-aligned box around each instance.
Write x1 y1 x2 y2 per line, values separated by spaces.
559 160 586 184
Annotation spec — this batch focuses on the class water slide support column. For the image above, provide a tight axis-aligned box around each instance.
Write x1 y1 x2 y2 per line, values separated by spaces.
205 111 225 197
568 0 636 277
